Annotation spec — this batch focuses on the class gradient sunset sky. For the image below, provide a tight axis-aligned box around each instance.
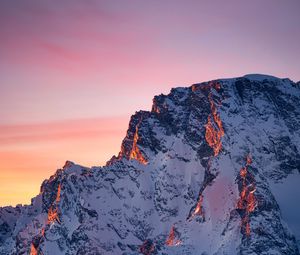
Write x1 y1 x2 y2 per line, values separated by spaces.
0 0 299 206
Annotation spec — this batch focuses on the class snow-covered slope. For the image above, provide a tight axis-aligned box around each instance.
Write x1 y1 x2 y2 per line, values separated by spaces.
1 74 300 255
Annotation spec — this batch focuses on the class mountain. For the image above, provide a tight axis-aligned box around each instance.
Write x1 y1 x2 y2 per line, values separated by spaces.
1 74 300 255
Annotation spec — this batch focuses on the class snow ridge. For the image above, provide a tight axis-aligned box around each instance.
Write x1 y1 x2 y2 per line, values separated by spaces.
1 74 300 255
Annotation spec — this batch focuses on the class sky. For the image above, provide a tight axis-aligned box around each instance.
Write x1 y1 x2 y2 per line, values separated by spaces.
0 0 299 206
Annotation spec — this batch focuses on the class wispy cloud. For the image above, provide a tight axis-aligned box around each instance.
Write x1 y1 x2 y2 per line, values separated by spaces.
0 117 128 146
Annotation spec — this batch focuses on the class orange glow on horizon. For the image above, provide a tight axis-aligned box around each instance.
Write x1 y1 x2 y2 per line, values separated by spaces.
0 117 128 206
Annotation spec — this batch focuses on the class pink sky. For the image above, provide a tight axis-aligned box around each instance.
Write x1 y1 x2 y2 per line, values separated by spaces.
0 0 299 206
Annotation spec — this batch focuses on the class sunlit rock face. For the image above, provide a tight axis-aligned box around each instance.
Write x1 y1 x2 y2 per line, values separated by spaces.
1 74 300 255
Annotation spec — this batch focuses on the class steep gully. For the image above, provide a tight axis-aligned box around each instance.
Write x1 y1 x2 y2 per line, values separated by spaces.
129 119 148 165
237 155 257 237
165 82 256 250
30 183 62 254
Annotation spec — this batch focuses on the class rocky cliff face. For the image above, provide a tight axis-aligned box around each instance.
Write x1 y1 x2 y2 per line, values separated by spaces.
1 74 300 255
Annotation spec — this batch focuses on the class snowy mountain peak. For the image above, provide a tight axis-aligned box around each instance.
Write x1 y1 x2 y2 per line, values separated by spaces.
1 74 300 255
242 73 282 81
